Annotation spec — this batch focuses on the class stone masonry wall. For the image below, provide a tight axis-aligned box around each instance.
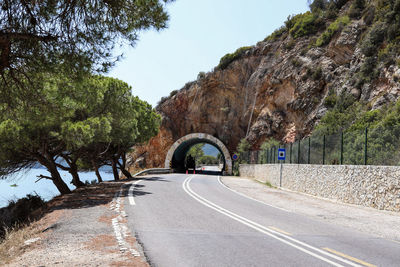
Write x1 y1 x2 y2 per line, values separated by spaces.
239 164 400 212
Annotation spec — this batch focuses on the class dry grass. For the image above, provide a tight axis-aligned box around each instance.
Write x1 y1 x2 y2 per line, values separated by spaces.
0 223 40 265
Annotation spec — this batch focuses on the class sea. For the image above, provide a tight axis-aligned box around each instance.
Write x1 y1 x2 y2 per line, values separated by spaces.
0 167 115 208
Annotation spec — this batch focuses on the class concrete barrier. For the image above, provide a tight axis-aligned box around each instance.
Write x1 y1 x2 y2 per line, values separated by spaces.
239 164 400 212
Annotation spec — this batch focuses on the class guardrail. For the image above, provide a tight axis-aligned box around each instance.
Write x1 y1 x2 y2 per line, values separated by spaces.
132 168 172 177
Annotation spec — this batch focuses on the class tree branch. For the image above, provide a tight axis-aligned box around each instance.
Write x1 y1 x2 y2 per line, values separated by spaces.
35 174 53 183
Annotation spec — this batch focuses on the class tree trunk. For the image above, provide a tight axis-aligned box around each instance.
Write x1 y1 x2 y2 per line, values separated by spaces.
47 161 72 194
69 163 85 188
117 152 133 179
121 168 133 179
36 155 71 194
111 158 119 181
92 159 103 183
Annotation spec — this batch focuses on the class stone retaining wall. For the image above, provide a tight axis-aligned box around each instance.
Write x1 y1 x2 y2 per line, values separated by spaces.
239 164 400 212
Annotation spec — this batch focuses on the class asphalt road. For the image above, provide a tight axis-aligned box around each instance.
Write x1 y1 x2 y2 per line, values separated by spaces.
125 174 400 267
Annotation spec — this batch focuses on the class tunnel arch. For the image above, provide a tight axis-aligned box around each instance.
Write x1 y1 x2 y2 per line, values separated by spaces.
165 133 232 175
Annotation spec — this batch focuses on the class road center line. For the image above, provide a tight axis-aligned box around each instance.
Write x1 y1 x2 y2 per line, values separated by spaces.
323 248 376 267
268 226 292 236
129 180 142 206
183 175 362 267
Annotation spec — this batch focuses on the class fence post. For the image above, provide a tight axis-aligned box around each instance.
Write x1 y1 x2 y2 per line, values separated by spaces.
323 135 326 165
273 147 276 164
340 131 343 165
364 127 368 165
308 137 311 164
290 143 292 164
283 143 287 163
298 140 301 164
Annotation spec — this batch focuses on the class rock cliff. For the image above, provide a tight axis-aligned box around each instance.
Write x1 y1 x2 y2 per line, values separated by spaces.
130 0 400 169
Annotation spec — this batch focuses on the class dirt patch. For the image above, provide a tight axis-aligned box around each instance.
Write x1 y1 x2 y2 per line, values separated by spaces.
98 213 117 225
85 234 116 252
2 179 149 266
111 258 149 267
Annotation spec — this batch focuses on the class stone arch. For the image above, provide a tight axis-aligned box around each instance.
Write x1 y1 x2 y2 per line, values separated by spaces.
165 133 232 175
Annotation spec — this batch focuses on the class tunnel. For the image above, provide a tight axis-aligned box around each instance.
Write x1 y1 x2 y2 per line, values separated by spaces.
164 133 233 175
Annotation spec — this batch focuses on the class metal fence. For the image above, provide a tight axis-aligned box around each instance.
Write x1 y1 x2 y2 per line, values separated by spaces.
239 126 400 166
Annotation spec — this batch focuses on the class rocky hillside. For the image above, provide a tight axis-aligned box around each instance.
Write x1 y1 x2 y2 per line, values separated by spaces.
131 0 400 169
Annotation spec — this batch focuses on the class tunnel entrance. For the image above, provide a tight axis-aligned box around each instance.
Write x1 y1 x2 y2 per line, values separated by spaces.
165 133 232 175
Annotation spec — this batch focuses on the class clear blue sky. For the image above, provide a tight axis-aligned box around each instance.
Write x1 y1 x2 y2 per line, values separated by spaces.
107 0 310 107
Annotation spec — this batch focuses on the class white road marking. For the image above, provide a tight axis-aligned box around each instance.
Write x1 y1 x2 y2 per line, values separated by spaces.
217 176 291 212
110 184 141 257
183 175 363 267
129 180 142 206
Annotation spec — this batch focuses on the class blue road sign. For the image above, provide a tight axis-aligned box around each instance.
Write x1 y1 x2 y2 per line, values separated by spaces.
232 154 239 160
278 148 286 161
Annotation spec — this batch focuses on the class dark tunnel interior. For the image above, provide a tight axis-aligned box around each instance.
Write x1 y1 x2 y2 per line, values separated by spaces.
170 138 226 175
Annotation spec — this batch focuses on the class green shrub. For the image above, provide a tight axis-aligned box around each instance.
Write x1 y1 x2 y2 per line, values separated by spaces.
217 46 252 70
260 138 280 150
0 194 45 238
360 22 386 57
362 5 376 25
325 3 339 20
312 67 323 80
291 58 302 67
324 89 337 109
360 56 377 78
169 90 179 98
288 12 323 39
237 138 250 153
285 39 296 50
264 26 287 41
197 71 206 79
309 0 327 13
315 16 350 47
348 0 365 18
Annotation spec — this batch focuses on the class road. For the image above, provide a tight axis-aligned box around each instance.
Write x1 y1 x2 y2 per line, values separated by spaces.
125 174 400 267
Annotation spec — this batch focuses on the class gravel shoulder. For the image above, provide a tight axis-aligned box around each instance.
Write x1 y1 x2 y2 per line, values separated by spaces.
4 181 149 267
222 176 400 242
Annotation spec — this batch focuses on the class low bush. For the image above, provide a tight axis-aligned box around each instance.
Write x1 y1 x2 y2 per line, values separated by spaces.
169 90 179 98
348 0 365 18
264 26 287 41
288 12 324 39
312 67 323 80
360 22 386 57
324 89 337 109
315 16 350 47
0 194 45 239
217 46 252 70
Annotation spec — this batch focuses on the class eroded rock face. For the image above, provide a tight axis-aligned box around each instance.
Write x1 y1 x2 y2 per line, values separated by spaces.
130 15 400 170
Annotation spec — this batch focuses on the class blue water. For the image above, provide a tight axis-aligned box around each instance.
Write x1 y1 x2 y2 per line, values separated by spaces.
0 168 115 208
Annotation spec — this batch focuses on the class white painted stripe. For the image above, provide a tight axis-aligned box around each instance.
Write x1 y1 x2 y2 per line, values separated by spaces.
217 176 291 212
183 176 363 267
129 180 142 206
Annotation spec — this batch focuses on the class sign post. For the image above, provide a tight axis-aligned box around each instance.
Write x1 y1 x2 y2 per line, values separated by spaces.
278 148 286 188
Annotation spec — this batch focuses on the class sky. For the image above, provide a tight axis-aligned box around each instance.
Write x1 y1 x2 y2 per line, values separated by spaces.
107 0 310 107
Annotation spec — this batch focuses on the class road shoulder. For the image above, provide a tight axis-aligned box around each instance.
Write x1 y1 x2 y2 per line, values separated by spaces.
222 176 400 242
4 181 148 267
